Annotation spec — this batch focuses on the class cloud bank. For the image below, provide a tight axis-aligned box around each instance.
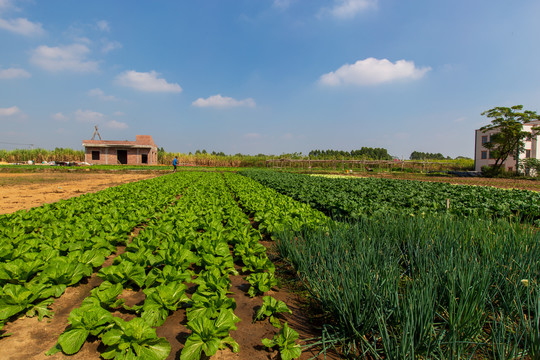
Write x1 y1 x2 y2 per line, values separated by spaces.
192 94 256 108
0 17 43 36
320 57 431 86
115 70 182 93
30 44 99 72
0 67 30 79
0 106 19 116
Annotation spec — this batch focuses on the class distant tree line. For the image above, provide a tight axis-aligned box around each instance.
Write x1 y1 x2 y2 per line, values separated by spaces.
309 148 393 160
409 151 450 160
409 151 471 160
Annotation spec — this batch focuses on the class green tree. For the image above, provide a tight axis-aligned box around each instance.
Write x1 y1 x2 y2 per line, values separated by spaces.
480 105 540 173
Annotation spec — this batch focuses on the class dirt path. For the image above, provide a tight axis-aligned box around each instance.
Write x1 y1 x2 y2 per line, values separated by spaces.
0 172 161 215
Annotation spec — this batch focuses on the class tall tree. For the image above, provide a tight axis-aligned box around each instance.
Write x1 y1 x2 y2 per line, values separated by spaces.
480 105 540 173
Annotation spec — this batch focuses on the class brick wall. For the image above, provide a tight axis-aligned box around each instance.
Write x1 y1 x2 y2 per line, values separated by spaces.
85 147 156 165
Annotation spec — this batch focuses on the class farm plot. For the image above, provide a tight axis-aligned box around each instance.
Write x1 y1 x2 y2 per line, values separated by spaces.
276 215 540 359
0 172 160 215
0 171 328 359
240 169 540 221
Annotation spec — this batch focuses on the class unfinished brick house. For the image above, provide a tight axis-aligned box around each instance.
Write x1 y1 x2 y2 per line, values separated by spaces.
82 135 158 165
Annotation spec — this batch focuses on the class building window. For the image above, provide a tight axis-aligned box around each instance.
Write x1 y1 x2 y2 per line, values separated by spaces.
92 151 100 160
526 149 531 158
481 151 487 159
141 154 148 164
482 135 488 144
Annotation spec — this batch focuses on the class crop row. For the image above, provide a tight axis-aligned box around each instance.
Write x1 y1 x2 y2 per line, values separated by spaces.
275 215 540 358
0 173 193 332
240 169 540 220
1 172 320 359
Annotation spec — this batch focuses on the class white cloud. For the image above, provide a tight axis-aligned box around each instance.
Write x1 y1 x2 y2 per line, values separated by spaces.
328 0 378 19
51 112 68 121
101 40 122 53
74 109 105 123
113 111 125 116
192 94 256 108
30 44 99 72
88 88 118 101
454 117 466 123
0 105 19 116
320 58 431 86
0 67 30 79
0 17 44 36
244 133 261 139
105 120 128 129
115 70 182 93
96 20 110 32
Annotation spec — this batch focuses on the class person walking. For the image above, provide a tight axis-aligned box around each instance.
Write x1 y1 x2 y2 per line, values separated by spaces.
172 156 178 172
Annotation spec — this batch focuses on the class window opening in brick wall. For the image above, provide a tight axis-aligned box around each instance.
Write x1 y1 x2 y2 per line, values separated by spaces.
92 151 100 160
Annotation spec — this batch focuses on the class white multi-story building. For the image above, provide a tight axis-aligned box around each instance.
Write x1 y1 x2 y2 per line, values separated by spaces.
474 120 540 172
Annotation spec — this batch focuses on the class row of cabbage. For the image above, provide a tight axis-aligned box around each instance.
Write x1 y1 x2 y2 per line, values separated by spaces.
0 174 186 333
45 172 310 360
240 169 540 221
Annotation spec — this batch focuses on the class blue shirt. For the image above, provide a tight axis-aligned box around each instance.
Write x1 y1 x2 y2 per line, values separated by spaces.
173 158 178 166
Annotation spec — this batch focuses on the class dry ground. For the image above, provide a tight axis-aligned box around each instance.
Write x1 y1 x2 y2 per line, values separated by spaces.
0 172 160 215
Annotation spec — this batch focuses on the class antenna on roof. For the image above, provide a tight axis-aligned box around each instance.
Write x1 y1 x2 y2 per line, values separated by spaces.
91 125 102 140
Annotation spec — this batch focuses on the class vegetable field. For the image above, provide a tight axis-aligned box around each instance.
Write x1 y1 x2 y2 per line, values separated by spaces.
0 172 325 359
241 169 540 221
2 169 540 359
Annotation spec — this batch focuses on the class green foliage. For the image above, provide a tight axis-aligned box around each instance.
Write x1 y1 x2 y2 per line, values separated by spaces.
308 147 392 160
141 282 189 327
246 272 278 297
242 254 275 274
254 296 292 328
262 322 302 360
276 216 540 358
89 281 124 310
0 283 54 322
180 309 240 360
97 261 146 289
480 105 540 172
101 317 171 360
410 151 450 160
48 303 115 355
240 169 540 221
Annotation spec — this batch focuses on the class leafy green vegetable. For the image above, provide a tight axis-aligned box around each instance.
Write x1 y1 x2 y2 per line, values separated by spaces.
48 303 114 355
187 291 236 322
89 281 124 309
97 261 146 288
246 272 278 297
0 283 54 322
262 322 301 360
101 317 171 360
141 282 189 327
254 296 292 328
181 309 240 360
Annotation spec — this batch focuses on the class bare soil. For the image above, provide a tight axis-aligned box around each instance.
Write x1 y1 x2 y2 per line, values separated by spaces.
0 172 160 215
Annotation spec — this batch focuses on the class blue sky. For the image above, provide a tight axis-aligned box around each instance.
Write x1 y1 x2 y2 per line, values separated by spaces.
1 0 540 158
